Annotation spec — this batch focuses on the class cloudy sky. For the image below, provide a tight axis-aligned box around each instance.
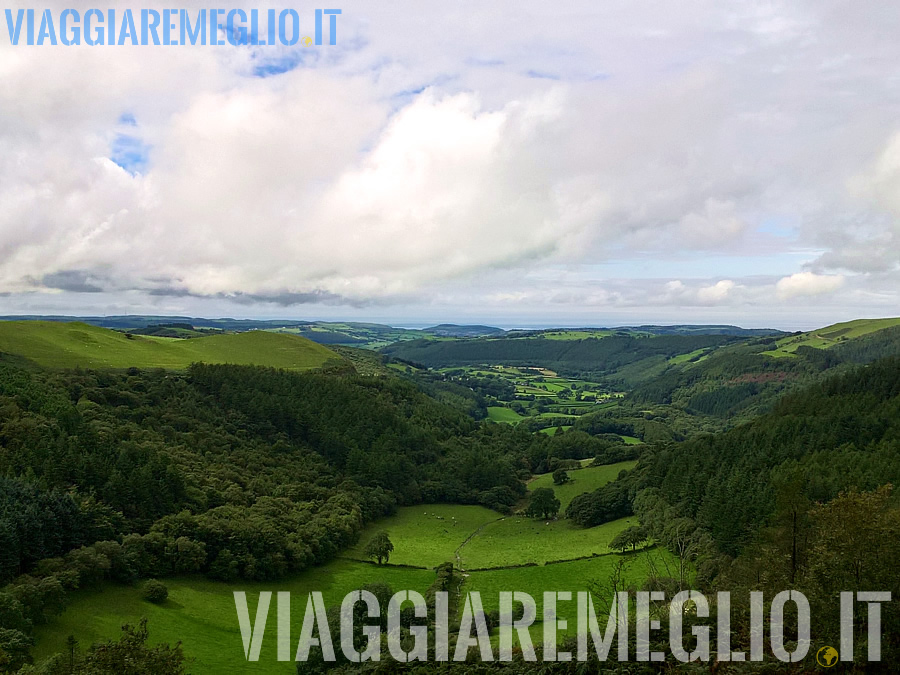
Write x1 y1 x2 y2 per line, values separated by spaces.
1 1 899 329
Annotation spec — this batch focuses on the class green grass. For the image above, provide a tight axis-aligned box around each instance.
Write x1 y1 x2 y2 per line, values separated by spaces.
457 462 639 568
486 406 525 423
668 347 708 364
466 547 676 614
528 461 636 509
343 505 500 568
459 515 638 569
538 425 572 435
345 463 637 572
764 318 900 357
32 561 435 674
619 435 642 445
32 551 678 672
0 321 339 371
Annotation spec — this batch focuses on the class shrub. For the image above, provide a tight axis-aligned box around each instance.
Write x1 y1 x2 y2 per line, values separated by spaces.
142 579 168 604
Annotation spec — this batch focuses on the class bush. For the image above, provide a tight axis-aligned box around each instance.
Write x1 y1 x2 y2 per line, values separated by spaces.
142 579 168 604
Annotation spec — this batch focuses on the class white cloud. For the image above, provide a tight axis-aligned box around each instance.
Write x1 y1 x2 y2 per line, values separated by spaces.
1 0 900 325
697 279 737 304
775 272 845 300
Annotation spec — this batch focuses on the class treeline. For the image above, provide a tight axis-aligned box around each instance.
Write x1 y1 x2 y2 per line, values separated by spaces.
380 334 736 379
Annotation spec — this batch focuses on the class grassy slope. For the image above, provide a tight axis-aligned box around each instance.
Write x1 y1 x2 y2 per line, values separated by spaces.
343 505 500 568
466 547 676 614
343 463 639 570
764 317 900 357
32 562 435 674
486 406 525 423
459 516 637 569
33 549 677 672
528 461 637 510
0 321 339 371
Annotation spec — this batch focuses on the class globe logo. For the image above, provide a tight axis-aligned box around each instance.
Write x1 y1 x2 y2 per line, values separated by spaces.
817 645 839 667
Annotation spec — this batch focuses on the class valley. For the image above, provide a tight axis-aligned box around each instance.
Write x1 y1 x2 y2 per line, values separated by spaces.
0 316 899 671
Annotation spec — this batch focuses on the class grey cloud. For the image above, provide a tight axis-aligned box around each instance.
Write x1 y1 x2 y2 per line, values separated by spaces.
40 270 106 293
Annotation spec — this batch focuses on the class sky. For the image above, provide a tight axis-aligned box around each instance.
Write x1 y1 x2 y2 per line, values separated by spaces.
1 1 899 330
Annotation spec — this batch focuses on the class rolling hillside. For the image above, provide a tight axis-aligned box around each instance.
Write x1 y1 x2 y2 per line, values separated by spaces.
762 317 900 357
0 321 341 371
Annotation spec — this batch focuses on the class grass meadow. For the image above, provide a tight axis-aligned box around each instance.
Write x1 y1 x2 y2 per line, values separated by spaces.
0 321 337 371
486 406 526 423
343 504 500 568
528 461 636 509
32 561 435 674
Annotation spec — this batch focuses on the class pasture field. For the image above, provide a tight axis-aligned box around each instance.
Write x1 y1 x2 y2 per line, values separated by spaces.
762 317 900 357
487 406 526 423
459 515 638 569
345 463 638 571
457 462 639 568
466 546 676 614
667 347 709 364
538 425 572 435
343 504 500 568
32 549 676 672
32 561 435 675
0 321 339 371
528 461 637 509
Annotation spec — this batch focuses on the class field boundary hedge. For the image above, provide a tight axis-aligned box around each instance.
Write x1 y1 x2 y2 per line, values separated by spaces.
336 557 430 570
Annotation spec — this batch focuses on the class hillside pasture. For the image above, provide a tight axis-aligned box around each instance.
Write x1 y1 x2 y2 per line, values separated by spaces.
528 461 637 509
0 321 339 371
343 504 501 568
32 561 435 675
763 318 900 357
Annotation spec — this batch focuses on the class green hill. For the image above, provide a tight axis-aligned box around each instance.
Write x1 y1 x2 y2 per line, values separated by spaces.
763 317 900 357
0 321 341 371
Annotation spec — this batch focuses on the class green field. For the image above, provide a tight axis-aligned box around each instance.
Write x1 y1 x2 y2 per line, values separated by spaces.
763 318 900 357
454 462 638 568
527 461 636 509
342 463 639 572
0 321 339 370
667 347 709 364
459 515 638 568
32 548 676 673
466 547 675 614
487 406 525 423
30 465 650 672
343 505 501 568
32 561 435 674
538 425 572 435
